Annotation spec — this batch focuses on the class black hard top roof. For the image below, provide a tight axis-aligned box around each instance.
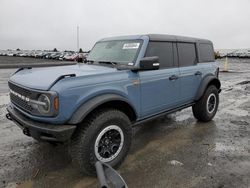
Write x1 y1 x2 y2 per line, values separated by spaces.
100 34 213 44
147 34 212 44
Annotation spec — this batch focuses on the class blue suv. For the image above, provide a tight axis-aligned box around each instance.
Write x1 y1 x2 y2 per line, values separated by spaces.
6 34 221 175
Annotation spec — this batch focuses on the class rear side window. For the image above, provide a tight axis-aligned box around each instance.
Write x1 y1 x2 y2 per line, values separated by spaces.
177 43 197 67
199 43 215 62
145 42 174 68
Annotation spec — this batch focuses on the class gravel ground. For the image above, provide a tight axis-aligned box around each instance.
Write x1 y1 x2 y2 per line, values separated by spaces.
0 57 249 188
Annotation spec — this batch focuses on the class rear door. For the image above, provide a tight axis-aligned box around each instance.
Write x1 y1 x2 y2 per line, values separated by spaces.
138 41 180 117
177 42 202 103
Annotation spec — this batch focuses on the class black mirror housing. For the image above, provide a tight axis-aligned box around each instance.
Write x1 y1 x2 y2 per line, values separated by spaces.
95 161 127 188
139 56 160 70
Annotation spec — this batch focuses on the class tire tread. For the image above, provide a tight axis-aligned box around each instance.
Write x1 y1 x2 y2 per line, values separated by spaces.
70 108 132 175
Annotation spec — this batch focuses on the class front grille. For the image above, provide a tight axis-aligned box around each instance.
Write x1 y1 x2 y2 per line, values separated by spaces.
9 82 34 113
9 82 32 96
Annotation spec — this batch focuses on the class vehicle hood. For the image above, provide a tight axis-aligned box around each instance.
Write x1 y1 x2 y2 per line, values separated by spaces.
9 64 118 90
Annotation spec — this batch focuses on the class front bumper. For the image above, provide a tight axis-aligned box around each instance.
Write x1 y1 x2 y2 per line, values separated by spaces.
6 104 76 142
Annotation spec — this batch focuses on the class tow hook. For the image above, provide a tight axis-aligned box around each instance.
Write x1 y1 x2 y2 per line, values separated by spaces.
6 113 12 121
23 128 30 136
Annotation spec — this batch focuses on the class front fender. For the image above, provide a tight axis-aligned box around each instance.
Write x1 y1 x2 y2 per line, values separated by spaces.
195 75 221 101
68 94 136 124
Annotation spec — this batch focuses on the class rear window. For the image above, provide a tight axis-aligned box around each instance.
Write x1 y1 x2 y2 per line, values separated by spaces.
145 42 174 68
177 43 197 67
199 43 215 62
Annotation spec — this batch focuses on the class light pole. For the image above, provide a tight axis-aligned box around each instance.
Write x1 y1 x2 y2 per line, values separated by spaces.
77 25 79 52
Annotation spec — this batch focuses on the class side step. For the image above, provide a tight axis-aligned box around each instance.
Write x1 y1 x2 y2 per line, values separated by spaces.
133 103 195 126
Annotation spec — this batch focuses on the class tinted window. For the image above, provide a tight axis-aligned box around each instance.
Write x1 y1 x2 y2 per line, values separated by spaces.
145 42 174 68
177 43 197 67
199 43 214 62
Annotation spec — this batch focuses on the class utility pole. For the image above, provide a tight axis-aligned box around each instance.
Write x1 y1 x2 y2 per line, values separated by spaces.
77 25 79 52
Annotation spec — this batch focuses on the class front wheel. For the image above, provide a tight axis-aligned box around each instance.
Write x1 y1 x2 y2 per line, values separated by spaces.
70 108 132 175
192 85 219 122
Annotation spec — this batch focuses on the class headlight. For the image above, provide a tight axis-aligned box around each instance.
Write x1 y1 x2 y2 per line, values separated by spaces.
37 94 51 114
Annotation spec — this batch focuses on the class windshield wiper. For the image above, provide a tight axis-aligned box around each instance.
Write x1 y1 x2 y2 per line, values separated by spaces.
84 59 94 64
85 60 117 67
96 61 118 68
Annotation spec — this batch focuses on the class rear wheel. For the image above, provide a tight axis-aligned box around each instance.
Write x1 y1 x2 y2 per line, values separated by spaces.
192 85 219 122
70 108 132 175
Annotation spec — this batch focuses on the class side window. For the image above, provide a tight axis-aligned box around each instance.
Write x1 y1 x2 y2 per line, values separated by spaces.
145 42 174 68
199 43 215 62
177 43 197 67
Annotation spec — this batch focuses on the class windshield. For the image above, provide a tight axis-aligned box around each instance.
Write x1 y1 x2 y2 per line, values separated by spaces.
87 40 142 64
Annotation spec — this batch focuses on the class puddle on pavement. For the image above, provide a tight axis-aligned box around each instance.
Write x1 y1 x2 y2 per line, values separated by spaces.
236 80 250 85
174 113 191 122
215 142 249 156
224 109 249 117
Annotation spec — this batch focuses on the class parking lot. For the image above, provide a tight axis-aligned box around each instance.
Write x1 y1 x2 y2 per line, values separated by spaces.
0 57 249 188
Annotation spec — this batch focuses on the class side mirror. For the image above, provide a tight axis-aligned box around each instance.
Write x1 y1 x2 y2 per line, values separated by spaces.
95 161 128 188
139 56 160 70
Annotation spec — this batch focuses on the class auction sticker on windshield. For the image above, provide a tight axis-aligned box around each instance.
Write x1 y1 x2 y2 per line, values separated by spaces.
122 43 140 49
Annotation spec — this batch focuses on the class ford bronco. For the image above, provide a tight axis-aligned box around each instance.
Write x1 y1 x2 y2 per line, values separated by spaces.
6 34 221 175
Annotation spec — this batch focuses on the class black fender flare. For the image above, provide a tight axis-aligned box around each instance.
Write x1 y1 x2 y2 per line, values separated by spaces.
195 75 221 101
68 94 137 124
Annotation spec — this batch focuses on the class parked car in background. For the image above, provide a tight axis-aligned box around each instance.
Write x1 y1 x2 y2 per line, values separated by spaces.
7 52 14 56
0 49 89 61
65 53 79 61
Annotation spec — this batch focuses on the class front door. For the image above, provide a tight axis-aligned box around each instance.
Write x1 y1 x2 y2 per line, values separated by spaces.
138 41 180 118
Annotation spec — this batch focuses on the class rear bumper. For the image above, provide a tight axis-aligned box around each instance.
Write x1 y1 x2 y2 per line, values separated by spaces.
6 104 76 142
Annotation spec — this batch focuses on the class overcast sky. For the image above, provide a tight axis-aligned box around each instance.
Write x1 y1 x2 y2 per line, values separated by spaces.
0 0 250 51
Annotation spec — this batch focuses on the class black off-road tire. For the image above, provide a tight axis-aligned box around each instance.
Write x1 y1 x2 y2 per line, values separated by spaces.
192 85 219 122
70 108 132 175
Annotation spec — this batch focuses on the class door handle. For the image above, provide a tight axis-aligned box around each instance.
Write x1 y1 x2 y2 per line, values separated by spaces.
169 75 179 80
195 71 202 76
